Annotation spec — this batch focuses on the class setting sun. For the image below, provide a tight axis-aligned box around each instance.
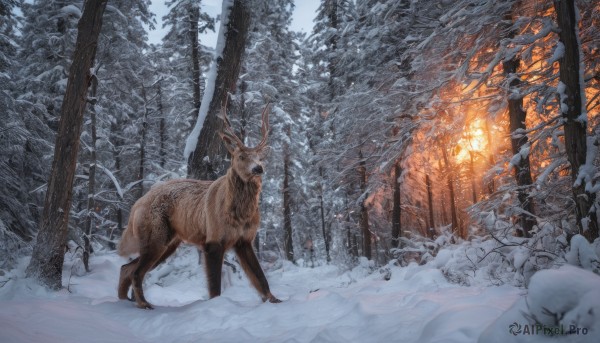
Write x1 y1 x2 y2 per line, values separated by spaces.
455 119 488 162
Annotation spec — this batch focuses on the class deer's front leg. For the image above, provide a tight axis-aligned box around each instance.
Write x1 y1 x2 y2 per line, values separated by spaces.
204 242 225 298
235 240 281 303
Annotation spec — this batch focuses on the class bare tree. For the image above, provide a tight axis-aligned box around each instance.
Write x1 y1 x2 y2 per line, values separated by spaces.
26 0 108 289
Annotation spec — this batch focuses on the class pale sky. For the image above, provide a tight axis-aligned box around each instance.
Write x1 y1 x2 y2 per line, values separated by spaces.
147 0 320 47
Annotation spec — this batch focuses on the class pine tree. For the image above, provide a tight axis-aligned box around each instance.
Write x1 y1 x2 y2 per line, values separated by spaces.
75 0 157 252
0 0 47 269
162 0 215 128
237 0 326 263
17 0 82 131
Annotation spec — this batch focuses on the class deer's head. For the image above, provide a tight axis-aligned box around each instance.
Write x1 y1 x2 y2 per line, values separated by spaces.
219 103 270 182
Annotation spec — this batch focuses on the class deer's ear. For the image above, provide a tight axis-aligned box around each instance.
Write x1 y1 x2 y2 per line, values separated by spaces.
219 132 237 153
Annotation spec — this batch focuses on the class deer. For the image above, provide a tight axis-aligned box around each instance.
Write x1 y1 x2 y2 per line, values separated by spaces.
117 103 280 309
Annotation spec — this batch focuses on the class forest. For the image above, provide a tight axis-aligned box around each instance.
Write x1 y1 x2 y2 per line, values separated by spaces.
0 0 600 342
1 0 600 339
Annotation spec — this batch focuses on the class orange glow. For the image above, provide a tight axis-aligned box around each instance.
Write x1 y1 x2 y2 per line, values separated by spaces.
456 119 487 162
386 1 600 238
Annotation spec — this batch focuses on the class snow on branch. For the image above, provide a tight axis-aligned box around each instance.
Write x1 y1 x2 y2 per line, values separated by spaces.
96 164 123 199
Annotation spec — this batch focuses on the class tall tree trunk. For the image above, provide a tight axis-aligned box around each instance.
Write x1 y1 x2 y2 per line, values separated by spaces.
344 194 356 258
502 10 536 237
239 72 248 142
282 126 294 261
469 151 478 204
187 0 251 180
438 160 449 226
346 220 352 256
358 150 371 259
157 82 167 169
110 120 123 244
554 0 599 242
25 0 108 289
391 163 402 248
138 84 149 199
326 0 339 101
83 75 98 272
426 173 435 239
319 168 331 262
190 3 202 116
441 146 460 238
484 119 496 194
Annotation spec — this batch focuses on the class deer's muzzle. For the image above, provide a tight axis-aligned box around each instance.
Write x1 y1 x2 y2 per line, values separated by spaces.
252 165 264 175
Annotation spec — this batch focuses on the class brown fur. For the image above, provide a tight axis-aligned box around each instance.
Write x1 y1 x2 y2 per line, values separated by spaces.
117 105 280 309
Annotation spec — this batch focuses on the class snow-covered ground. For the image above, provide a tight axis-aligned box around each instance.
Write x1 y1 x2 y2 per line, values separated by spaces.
0 245 598 343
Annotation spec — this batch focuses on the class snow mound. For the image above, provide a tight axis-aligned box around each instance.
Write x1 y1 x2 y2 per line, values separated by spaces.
527 265 600 331
480 265 600 343
565 234 600 273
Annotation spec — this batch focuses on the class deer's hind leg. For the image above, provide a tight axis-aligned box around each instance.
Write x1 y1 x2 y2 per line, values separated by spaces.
151 238 181 270
130 216 174 309
118 257 139 301
123 239 179 304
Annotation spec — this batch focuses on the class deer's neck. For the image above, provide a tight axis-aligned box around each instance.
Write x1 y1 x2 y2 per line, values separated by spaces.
226 169 261 221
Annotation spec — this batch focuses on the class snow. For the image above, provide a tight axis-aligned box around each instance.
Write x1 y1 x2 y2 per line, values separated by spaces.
60 5 82 18
547 42 564 65
1 246 527 343
96 164 124 199
527 265 600 328
557 81 569 114
536 158 562 186
565 234 600 273
574 136 599 193
508 143 530 170
480 265 600 343
184 0 234 161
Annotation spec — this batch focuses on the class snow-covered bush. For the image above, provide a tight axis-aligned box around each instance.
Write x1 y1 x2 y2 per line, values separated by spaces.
480 265 600 343
565 234 600 274
391 234 441 267
526 265 600 333
392 216 574 287
65 240 87 278
0 218 31 273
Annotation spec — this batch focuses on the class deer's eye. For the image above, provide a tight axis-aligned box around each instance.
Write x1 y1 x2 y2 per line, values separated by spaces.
238 155 245 161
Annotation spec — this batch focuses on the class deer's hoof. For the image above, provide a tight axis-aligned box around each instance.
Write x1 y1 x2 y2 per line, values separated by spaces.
136 301 154 310
265 294 281 303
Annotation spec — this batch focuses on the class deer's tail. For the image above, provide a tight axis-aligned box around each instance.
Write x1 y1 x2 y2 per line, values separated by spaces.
117 225 139 257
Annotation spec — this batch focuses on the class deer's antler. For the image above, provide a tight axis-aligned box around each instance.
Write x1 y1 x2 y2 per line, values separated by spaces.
220 103 244 148
219 99 270 150
254 102 271 150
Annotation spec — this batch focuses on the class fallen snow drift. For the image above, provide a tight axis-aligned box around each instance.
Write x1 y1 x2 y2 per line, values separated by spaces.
480 265 600 343
0 245 552 343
